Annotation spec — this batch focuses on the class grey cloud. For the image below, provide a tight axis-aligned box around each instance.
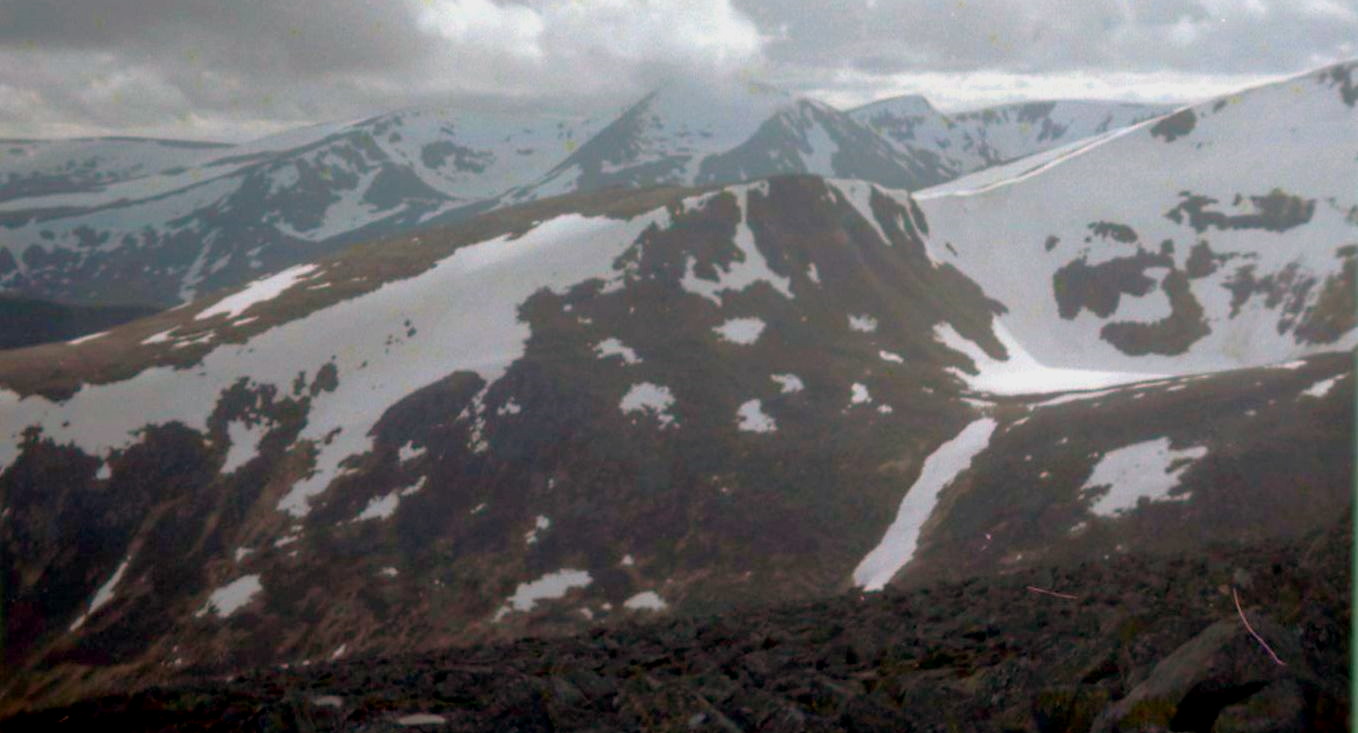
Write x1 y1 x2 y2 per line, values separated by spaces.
0 0 1352 141
736 0 1356 75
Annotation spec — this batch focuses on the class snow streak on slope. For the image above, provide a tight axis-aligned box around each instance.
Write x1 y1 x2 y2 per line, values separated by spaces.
854 418 998 591
913 62 1358 374
68 554 133 631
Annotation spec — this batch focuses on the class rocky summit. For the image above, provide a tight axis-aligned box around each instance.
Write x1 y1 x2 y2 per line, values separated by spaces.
0 58 1353 731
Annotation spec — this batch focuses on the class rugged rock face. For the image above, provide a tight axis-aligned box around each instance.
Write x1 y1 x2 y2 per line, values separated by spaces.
2 521 1347 732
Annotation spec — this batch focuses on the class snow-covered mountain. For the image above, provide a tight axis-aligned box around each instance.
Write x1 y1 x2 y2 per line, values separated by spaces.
0 63 1352 715
851 95 1172 177
0 137 232 203
507 79 951 203
911 60 1357 376
0 108 608 306
0 82 1159 311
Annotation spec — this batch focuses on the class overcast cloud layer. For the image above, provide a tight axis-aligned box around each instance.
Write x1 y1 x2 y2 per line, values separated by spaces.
0 0 1353 141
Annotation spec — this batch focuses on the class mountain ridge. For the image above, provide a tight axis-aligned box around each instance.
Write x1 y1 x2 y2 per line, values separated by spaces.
0 78 1184 310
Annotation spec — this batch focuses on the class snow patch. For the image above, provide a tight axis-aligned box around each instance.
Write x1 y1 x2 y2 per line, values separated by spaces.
596 337 640 365
854 418 998 591
771 373 804 393
1082 438 1207 516
619 382 678 428
196 574 263 618
0 215 672 498
850 383 873 405
713 317 766 345
196 264 318 321
67 330 110 346
1301 374 1344 398
736 399 777 433
848 314 878 333
624 591 668 611
354 493 400 522
831 181 894 246
70 555 133 631
141 328 177 345
222 418 271 475
496 569 592 618
806 263 821 285
398 441 425 462
524 515 551 545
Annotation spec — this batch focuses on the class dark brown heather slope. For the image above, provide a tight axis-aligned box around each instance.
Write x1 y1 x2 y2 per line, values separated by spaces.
2 519 1347 732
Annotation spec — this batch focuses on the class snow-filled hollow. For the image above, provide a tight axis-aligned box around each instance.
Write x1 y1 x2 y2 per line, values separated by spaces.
934 321 1165 397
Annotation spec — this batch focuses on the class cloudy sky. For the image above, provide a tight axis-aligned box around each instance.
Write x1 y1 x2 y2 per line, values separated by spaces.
1 0 1353 141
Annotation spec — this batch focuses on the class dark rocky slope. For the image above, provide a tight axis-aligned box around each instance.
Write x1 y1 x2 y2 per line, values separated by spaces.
2 519 1347 732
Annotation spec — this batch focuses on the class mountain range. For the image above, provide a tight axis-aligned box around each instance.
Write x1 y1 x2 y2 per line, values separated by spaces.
0 60 1353 726
0 80 1167 311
